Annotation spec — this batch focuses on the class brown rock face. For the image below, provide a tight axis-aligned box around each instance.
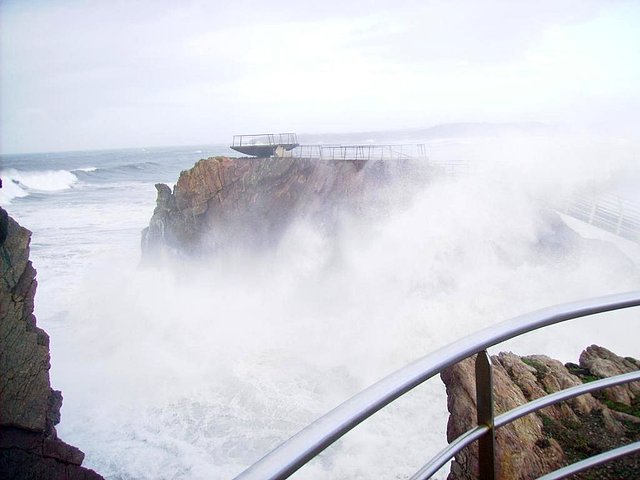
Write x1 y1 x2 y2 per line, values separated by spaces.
442 355 565 480
442 347 640 480
580 345 640 406
0 206 103 479
0 211 50 432
141 156 423 259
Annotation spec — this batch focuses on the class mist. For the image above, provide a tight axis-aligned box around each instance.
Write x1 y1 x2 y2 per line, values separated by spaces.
36 132 639 479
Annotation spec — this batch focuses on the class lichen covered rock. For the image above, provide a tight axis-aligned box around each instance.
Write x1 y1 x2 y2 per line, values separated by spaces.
442 354 565 480
442 347 640 479
580 345 640 406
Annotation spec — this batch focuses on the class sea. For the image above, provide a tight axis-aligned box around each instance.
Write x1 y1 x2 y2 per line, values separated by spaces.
1 135 639 479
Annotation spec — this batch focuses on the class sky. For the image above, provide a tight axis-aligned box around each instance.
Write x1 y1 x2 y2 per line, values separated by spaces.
1 0 639 153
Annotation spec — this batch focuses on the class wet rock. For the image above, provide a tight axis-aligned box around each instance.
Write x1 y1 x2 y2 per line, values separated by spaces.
141 156 424 260
0 211 50 432
0 207 103 479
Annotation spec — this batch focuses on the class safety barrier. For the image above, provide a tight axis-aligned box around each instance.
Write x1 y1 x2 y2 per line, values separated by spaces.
232 133 299 147
564 192 640 244
235 291 640 479
286 143 428 161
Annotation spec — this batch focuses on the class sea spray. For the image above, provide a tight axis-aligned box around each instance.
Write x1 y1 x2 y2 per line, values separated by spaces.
2 135 635 479
47 134 640 479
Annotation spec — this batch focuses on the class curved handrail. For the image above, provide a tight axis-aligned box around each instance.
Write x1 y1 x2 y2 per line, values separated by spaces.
234 291 640 479
494 370 640 429
412 370 640 479
537 442 640 480
410 425 489 480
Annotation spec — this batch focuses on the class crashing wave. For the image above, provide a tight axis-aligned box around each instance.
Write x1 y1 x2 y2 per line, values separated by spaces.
0 168 78 204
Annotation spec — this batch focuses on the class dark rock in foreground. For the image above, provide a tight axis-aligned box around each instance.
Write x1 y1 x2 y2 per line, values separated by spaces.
442 346 640 479
0 207 103 479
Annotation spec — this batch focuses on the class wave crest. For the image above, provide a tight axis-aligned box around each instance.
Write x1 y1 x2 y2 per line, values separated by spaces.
0 168 78 204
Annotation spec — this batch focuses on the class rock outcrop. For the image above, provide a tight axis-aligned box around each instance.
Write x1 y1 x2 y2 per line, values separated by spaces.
442 347 640 479
0 206 103 479
141 156 424 260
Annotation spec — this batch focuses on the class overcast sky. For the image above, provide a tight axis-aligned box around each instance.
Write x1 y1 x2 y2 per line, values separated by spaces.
1 0 639 153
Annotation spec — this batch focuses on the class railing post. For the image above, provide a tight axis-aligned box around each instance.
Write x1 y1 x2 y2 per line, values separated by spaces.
476 350 496 480
616 197 624 235
589 196 598 224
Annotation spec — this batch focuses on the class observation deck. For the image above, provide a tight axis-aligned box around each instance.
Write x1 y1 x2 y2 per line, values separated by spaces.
230 133 427 161
230 133 299 157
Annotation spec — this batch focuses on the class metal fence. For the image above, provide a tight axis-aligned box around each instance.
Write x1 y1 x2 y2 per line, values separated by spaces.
234 291 640 480
564 192 640 243
284 144 428 161
429 159 640 244
232 133 299 147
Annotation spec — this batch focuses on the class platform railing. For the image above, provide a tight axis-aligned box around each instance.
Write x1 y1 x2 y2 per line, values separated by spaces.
564 192 640 243
287 144 428 161
234 291 640 480
232 133 298 147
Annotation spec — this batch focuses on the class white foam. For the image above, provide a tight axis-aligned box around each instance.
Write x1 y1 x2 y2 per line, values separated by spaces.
0 174 29 205
2 168 78 196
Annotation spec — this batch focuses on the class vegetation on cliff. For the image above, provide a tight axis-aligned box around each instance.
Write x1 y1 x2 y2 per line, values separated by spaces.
442 346 640 479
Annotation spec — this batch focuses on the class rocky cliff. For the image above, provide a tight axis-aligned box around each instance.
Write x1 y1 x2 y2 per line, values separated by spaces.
442 346 640 479
0 206 102 479
141 156 424 259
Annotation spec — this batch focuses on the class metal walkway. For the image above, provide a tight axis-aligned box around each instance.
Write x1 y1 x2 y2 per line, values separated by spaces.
284 143 428 161
430 160 640 244
229 134 639 244
235 291 640 479
564 192 640 244
230 133 427 161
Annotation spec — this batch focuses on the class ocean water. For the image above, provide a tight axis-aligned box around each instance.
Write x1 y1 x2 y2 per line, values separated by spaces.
1 145 232 323
1 135 639 479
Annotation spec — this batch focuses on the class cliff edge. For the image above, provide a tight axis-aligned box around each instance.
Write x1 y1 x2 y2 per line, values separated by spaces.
141 156 423 260
442 346 640 479
0 206 102 479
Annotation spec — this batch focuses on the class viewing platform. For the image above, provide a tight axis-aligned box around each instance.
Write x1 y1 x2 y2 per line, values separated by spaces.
230 133 299 157
230 132 427 161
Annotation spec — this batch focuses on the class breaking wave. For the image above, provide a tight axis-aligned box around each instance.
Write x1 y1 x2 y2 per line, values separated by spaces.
0 168 78 204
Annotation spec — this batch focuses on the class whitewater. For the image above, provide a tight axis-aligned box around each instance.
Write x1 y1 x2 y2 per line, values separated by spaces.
1 134 639 479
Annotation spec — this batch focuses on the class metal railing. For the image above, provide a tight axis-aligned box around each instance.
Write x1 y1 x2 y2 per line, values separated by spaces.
232 133 299 147
427 159 640 244
235 291 640 480
564 192 640 243
284 144 428 161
